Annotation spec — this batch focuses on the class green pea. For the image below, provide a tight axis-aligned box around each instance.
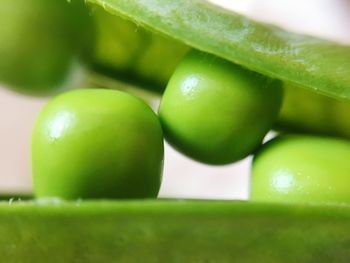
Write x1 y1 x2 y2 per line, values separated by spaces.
159 50 283 165
0 0 93 95
90 5 189 93
251 135 350 205
277 82 350 139
32 89 163 199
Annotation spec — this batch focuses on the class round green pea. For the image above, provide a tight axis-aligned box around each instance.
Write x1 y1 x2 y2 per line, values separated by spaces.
0 0 93 95
251 135 350 205
159 50 283 164
32 89 164 199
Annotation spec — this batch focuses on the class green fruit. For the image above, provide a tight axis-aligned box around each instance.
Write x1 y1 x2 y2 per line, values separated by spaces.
159 50 283 164
277 82 350 139
32 89 164 199
251 135 350 205
0 0 92 95
90 5 188 93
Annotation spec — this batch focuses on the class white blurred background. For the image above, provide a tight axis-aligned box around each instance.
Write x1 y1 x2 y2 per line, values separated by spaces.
0 0 350 198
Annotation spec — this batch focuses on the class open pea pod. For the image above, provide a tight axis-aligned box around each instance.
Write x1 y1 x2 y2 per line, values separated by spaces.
87 0 350 102
4 2 350 261
2 200 350 262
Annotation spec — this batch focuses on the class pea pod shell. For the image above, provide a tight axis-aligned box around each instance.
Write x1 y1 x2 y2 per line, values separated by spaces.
1 200 350 262
87 0 350 101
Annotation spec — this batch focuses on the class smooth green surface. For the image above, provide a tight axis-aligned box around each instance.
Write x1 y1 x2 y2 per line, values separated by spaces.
0 0 92 95
277 83 350 138
32 89 163 199
251 135 350 205
87 0 350 102
1 200 350 262
159 50 283 164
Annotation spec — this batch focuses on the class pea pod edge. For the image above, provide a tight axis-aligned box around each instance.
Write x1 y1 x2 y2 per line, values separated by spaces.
87 0 350 102
1 200 350 262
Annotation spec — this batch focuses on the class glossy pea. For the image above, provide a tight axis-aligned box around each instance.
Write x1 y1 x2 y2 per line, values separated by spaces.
159 50 283 165
251 135 350 205
32 89 164 199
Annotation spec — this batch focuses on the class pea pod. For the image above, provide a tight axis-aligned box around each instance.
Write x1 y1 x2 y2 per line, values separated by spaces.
2 200 350 262
87 0 350 102
3 2 350 260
